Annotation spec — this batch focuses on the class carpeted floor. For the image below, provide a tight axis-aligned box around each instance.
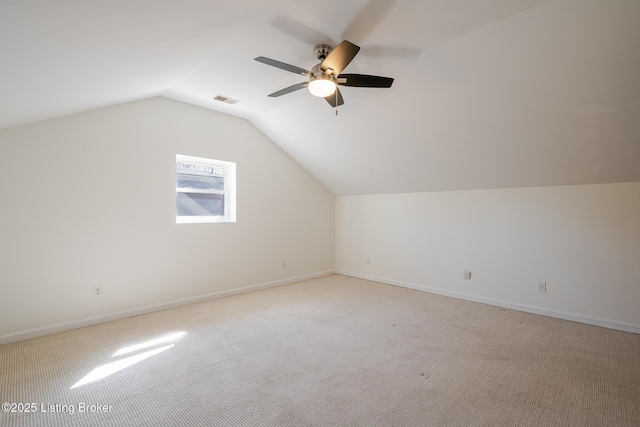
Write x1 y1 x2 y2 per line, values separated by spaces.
1 274 639 426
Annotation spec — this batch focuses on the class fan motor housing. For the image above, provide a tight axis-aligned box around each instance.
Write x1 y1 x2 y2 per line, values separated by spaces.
310 63 335 81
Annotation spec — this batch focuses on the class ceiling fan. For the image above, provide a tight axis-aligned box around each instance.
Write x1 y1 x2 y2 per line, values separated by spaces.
254 40 394 108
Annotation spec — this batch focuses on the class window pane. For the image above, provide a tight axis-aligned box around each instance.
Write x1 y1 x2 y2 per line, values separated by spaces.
177 173 224 191
176 192 225 216
176 162 224 191
176 154 235 223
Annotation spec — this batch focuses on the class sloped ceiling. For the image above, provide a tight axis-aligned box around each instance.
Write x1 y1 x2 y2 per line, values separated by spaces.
1 0 639 195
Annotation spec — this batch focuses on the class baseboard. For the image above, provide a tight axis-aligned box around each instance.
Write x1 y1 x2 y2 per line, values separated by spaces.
336 270 640 335
0 270 335 346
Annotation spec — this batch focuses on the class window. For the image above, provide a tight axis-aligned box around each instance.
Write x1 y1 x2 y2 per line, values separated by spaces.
176 154 236 223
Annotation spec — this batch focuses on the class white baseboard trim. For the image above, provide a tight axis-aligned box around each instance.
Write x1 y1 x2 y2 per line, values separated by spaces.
336 270 640 335
0 270 335 346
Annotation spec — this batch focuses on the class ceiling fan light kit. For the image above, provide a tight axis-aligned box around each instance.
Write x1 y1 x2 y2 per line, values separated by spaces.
255 40 394 108
308 77 337 97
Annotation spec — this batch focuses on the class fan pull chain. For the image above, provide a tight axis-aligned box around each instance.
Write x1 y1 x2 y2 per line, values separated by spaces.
335 90 339 116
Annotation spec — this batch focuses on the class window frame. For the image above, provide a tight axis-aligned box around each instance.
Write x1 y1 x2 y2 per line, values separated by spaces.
175 154 236 224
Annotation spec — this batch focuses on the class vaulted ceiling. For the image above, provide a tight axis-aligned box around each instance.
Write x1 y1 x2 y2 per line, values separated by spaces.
2 0 639 195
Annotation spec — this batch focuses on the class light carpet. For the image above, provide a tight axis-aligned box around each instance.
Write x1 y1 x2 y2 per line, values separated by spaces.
1 274 639 426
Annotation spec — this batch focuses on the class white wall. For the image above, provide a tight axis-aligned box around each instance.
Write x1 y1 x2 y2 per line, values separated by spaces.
0 97 334 343
336 183 640 333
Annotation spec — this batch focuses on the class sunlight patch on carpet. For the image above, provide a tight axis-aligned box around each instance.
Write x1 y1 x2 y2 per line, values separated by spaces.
112 331 186 357
71 331 186 389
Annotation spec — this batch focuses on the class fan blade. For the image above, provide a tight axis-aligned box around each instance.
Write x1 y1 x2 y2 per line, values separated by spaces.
338 74 394 88
321 40 360 75
254 57 312 76
268 82 309 97
324 88 344 107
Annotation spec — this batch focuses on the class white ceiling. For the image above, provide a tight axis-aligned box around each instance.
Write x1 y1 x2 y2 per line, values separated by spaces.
2 0 639 195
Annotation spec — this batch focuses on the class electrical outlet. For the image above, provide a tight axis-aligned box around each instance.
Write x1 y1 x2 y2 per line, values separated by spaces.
366 258 371 265
538 281 546 292
282 261 286 269
464 271 471 280
93 286 103 298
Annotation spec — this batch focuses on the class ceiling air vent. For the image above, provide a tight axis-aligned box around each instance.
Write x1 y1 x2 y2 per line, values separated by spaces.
212 95 239 105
